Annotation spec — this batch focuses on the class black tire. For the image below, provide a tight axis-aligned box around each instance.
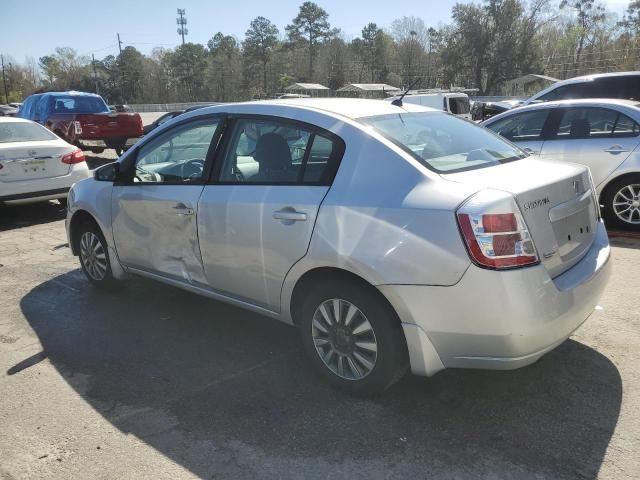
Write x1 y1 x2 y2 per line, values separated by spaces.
297 279 408 395
601 174 640 231
114 145 125 156
76 221 120 289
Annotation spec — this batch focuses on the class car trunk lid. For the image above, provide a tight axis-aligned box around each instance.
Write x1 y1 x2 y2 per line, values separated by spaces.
0 141 73 181
443 158 598 278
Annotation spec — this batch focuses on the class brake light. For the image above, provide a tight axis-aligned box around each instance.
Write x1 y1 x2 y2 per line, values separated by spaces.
457 190 539 269
62 148 85 164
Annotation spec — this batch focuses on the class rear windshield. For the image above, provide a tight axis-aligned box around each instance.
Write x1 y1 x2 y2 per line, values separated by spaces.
359 112 526 173
449 97 470 114
0 122 57 143
50 96 110 114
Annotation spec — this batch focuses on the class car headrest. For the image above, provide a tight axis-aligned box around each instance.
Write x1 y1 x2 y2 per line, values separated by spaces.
255 133 292 172
570 118 591 138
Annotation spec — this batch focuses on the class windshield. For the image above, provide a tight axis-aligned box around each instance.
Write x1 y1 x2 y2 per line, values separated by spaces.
0 121 57 143
359 112 526 173
449 97 470 114
50 95 110 114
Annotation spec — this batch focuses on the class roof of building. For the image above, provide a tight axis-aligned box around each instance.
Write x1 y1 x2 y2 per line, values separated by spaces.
336 83 401 92
284 83 331 91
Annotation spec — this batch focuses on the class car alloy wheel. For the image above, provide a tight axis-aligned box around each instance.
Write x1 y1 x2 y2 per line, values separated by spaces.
80 231 108 281
613 183 640 225
311 298 378 381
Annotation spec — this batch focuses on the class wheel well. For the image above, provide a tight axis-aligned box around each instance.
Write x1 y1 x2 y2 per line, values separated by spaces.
289 267 401 327
68 210 100 256
599 172 640 205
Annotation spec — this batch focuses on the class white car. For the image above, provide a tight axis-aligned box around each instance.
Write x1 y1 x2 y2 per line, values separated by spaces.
66 99 610 394
482 99 640 230
385 92 471 119
0 117 90 205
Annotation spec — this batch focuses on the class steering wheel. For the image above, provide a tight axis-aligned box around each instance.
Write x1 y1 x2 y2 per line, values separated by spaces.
180 158 205 180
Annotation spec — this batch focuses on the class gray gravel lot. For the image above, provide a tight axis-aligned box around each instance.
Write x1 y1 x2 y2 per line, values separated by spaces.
0 185 639 479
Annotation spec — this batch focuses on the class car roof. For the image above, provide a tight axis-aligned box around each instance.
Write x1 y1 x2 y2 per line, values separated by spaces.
482 98 640 125
552 71 640 86
192 98 436 121
38 91 103 98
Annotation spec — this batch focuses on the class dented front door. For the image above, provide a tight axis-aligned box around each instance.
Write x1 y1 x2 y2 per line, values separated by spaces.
111 184 207 284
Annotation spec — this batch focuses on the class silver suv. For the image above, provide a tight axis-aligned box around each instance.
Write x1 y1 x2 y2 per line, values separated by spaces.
66 99 611 394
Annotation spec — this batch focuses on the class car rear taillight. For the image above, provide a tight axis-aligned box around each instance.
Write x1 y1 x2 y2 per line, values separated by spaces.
62 148 86 164
456 190 539 269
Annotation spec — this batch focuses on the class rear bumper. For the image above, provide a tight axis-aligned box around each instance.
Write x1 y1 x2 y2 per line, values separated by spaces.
0 165 91 205
78 137 140 149
380 220 611 376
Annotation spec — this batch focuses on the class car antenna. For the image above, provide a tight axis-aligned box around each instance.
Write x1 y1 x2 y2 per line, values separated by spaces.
392 78 421 107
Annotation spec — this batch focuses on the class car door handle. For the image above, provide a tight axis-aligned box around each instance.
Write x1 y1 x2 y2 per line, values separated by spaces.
171 203 194 216
273 208 307 222
604 145 630 154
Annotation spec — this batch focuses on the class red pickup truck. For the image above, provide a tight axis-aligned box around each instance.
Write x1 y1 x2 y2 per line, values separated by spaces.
18 91 144 155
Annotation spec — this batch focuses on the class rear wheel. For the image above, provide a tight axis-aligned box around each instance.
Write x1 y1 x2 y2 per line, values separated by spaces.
298 279 408 395
77 222 119 289
602 175 640 231
114 145 125 156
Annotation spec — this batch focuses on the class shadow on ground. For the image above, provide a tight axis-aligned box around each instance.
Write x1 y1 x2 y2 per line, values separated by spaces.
15 270 622 479
0 201 66 232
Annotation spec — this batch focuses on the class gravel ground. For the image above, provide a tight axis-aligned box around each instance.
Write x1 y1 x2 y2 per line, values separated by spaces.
0 198 638 479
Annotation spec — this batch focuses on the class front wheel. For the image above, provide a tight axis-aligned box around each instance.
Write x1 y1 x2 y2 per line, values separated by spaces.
77 222 120 289
298 279 408 395
602 175 640 231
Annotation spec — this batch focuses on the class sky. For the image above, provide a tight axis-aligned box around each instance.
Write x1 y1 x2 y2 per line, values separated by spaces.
0 0 632 64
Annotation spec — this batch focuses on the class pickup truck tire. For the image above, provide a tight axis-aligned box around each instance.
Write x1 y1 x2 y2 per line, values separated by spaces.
114 146 125 156
90 148 105 154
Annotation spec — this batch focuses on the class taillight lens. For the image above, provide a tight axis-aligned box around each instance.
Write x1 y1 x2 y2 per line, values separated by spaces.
457 190 539 269
62 148 86 164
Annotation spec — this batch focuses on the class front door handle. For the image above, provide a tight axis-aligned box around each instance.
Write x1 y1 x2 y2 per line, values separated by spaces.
172 203 194 216
273 208 307 223
604 145 630 154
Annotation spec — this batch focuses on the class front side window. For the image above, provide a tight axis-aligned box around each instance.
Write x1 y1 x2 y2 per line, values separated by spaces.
485 109 549 142
360 112 526 173
133 119 219 183
219 118 341 185
553 107 638 139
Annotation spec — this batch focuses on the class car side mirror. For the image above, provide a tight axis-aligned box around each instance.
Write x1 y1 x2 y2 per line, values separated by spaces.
94 162 119 182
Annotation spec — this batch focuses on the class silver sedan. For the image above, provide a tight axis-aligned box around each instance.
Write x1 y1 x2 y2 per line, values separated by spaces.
66 99 610 394
482 99 640 230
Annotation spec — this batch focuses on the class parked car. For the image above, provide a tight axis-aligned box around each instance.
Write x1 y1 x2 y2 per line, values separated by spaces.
523 71 640 106
18 91 144 155
143 110 185 134
384 91 471 119
0 104 18 117
482 98 640 230
0 117 90 205
66 98 610 394
471 99 523 122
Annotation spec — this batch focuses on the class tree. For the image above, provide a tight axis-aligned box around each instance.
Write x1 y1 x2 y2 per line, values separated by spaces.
165 43 209 101
243 17 279 95
208 32 241 101
286 2 338 80
560 0 606 67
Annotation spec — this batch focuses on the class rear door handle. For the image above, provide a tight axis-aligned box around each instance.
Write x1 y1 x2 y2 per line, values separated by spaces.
273 208 307 222
604 145 630 154
172 203 194 216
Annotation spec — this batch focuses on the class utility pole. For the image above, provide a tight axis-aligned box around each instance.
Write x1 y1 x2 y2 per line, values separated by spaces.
92 53 99 95
176 9 188 45
1 55 8 104
117 33 126 102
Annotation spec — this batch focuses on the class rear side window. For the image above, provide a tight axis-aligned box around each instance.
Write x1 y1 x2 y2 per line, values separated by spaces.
219 118 342 185
485 109 549 141
539 84 587 102
554 107 639 139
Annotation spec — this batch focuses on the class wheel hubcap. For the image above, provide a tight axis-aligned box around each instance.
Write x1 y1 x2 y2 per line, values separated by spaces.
613 184 640 224
311 298 378 381
80 231 108 281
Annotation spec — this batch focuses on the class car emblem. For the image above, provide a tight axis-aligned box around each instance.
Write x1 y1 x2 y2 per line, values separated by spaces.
572 180 582 195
